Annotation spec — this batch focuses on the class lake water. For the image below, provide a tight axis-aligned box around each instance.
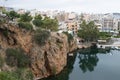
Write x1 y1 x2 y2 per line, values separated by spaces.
41 47 120 80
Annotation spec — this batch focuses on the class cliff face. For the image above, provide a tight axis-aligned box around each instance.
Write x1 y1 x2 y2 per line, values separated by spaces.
0 23 77 79
30 32 77 79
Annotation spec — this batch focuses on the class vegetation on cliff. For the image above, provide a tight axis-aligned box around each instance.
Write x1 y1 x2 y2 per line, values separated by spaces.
0 17 6 24
6 11 20 21
5 48 30 68
3 10 59 31
18 22 33 30
33 15 58 31
0 48 33 80
19 12 32 22
0 69 33 80
18 12 33 30
34 30 50 46
32 14 43 27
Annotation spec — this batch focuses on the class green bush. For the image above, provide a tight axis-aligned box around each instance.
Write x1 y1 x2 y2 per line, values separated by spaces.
0 69 33 80
5 48 30 68
43 17 58 31
0 18 6 24
0 72 17 80
32 19 43 27
6 11 20 20
18 22 33 30
113 35 120 38
99 32 112 39
2 30 8 37
14 68 33 80
32 14 43 27
34 30 50 46
20 12 32 22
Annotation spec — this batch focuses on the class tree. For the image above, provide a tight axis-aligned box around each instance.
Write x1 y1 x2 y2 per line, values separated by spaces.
7 11 20 20
42 17 58 31
32 14 43 27
18 22 33 30
18 12 33 30
33 15 58 31
34 30 50 46
34 14 42 20
77 21 99 41
33 19 43 27
20 12 32 22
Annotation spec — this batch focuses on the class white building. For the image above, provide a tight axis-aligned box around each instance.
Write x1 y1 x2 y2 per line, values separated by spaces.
17 9 26 14
30 9 40 17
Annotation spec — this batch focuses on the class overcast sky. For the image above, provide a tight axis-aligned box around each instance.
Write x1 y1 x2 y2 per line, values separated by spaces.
0 0 120 13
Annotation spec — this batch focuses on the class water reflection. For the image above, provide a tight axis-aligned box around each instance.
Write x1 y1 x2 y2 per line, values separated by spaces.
78 47 111 73
79 52 99 73
40 47 111 80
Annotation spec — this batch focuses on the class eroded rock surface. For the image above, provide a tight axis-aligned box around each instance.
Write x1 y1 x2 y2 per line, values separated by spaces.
0 22 77 79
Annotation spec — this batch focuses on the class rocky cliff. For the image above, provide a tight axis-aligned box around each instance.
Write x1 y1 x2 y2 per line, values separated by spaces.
31 32 77 79
0 22 77 79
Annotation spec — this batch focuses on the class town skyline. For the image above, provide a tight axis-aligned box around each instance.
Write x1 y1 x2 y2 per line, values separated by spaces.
0 0 120 14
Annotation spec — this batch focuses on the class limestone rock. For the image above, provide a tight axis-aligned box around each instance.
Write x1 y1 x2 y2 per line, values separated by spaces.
0 21 77 79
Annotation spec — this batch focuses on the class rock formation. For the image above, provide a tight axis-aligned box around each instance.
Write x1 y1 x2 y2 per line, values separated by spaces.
0 21 77 79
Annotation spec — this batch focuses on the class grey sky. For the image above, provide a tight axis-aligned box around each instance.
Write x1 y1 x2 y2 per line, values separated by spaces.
0 0 120 13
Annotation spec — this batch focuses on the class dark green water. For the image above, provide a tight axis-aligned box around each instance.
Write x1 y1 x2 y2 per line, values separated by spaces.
41 48 120 80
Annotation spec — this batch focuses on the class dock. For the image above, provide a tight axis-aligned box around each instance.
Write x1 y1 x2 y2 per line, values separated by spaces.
97 44 120 49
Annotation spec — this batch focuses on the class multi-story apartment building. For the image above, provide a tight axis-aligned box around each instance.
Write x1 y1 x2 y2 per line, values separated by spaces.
64 12 79 34
55 12 79 34
101 13 120 33
66 20 78 34
80 13 120 33
102 17 114 32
